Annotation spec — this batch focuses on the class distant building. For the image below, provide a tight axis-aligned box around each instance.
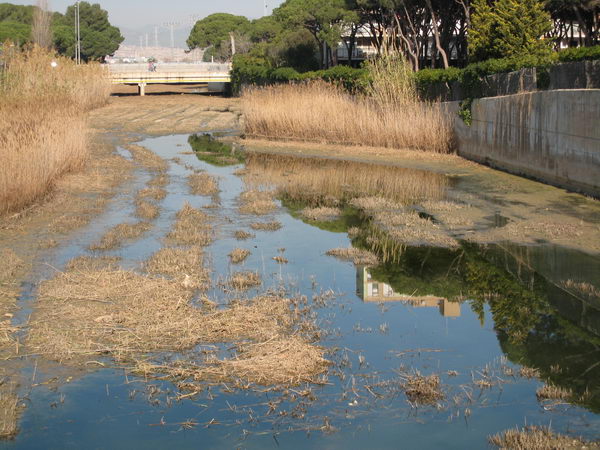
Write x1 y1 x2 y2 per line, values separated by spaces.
356 266 461 317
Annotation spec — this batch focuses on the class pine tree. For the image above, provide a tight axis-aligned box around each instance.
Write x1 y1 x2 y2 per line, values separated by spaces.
469 0 552 62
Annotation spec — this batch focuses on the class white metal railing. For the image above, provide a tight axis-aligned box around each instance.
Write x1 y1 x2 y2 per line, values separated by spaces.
108 63 231 74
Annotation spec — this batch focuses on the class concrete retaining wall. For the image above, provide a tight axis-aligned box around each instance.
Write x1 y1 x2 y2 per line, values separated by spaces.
449 89 600 197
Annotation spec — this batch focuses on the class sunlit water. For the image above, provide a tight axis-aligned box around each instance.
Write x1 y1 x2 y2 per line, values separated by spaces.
4 134 600 449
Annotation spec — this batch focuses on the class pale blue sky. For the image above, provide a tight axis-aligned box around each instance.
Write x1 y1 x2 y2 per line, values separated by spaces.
9 0 284 28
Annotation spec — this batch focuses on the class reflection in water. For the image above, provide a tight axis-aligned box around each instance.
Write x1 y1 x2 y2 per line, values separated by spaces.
356 266 461 317
188 133 244 166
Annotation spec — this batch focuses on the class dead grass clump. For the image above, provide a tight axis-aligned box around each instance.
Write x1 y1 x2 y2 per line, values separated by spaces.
145 247 210 290
0 389 19 439
0 249 23 282
401 372 444 406
137 187 166 201
273 256 288 264
167 203 213 246
374 210 458 248
250 221 282 231
242 81 452 153
125 145 167 172
561 279 600 300
49 215 90 234
89 222 151 251
301 206 341 222
234 230 254 240
489 426 597 450
519 366 540 379
227 271 262 291
135 199 159 220
238 190 277 215
536 384 573 401
147 174 169 188
188 173 219 196
244 153 447 207
326 247 379 266
349 197 400 212
65 256 121 272
229 248 251 264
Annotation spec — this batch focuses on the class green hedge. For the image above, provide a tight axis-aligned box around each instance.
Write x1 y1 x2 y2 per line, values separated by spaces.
557 45 600 62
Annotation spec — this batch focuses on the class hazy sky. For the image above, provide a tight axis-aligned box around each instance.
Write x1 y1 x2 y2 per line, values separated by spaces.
9 0 284 29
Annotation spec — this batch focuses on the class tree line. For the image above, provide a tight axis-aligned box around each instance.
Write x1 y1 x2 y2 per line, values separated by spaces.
0 2 123 61
187 0 599 70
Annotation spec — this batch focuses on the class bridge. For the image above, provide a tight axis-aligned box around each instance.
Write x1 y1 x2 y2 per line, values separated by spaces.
108 63 232 95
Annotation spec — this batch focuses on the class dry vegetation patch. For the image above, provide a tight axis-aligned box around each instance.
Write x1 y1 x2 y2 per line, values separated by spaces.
301 207 342 222
125 145 168 172
89 222 151 251
0 388 19 439
401 372 444 406
326 248 379 266
135 199 159 220
167 203 213 246
229 248 251 264
234 230 254 240
238 190 277 215
49 215 91 234
489 426 599 450
243 81 452 153
65 255 121 272
374 210 458 248
145 247 210 291
250 221 282 231
188 173 219 196
349 197 400 212
227 271 262 291
536 384 573 402
138 187 166 201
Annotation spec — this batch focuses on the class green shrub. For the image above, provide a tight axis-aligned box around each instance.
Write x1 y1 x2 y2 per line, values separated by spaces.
269 66 301 81
557 45 600 62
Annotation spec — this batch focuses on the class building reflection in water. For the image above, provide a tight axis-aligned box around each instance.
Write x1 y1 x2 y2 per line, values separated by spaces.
356 266 461 317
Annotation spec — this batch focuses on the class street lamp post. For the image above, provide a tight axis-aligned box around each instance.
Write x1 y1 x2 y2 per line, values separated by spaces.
75 1 81 64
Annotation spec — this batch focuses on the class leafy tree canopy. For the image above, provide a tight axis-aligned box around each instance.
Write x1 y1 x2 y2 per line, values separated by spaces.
0 20 30 45
469 0 553 62
0 3 34 24
187 13 250 50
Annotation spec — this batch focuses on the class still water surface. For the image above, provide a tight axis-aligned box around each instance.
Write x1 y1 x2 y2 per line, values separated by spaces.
5 134 600 449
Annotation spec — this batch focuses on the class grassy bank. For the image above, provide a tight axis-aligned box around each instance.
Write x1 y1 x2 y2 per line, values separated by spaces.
0 46 111 214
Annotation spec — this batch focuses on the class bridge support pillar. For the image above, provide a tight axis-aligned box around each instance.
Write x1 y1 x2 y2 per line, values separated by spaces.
137 83 147 96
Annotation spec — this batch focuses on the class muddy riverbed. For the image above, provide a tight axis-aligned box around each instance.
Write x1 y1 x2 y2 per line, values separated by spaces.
1 96 600 449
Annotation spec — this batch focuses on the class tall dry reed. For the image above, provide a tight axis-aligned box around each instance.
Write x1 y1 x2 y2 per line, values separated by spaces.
242 53 452 153
0 45 111 214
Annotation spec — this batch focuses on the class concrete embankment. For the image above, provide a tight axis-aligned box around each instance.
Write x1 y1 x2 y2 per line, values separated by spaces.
447 89 600 197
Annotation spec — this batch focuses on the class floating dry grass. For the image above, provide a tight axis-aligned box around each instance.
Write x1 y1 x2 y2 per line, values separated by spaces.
188 173 219 196
238 190 277 215
89 222 151 251
519 366 540 379
234 230 254 240
227 271 262 291
245 153 446 206
349 197 400 213
250 221 282 232
400 372 444 406
49 215 90 234
125 145 167 172
0 388 19 439
243 81 452 153
135 199 159 220
65 255 121 272
229 248 251 264
326 248 378 266
301 207 341 222
137 187 166 201
145 247 210 291
272 256 288 264
147 174 169 188
167 203 213 246
374 210 458 248
489 426 599 450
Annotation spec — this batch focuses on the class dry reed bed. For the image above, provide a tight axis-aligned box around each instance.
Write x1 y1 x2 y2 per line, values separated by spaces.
135 199 160 220
0 46 111 214
242 81 452 153
373 210 458 248
145 247 210 291
489 426 599 449
27 265 326 385
250 221 282 231
226 271 262 291
244 153 447 206
138 187 167 201
188 173 219 196
0 389 19 439
167 203 213 246
234 230 254 240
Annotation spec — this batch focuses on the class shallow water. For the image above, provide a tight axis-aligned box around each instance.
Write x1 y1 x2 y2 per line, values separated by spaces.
4 134 600 449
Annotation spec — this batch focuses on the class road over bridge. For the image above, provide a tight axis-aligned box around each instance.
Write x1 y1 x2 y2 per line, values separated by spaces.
108 63 231 95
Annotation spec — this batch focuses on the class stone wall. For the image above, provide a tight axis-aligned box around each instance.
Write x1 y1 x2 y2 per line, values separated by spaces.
448 89 600 197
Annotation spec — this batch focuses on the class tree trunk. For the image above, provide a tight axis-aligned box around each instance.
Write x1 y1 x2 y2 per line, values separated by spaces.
426 0 449 69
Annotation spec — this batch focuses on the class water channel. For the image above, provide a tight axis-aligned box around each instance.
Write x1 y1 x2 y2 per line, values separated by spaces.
3 133 600 449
